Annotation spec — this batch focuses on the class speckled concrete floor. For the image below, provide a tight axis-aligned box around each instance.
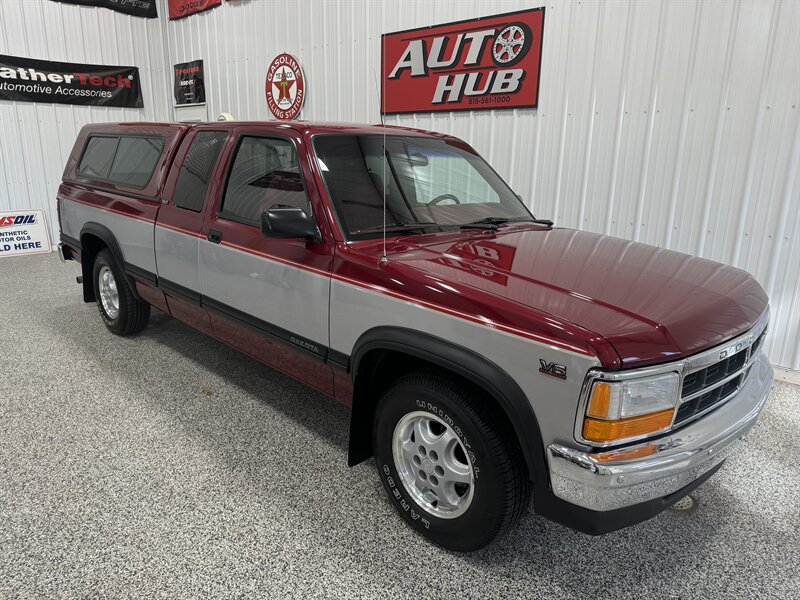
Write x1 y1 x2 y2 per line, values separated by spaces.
1 252 798 599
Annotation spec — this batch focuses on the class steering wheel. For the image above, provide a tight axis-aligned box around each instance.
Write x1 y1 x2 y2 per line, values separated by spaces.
428 193 461 206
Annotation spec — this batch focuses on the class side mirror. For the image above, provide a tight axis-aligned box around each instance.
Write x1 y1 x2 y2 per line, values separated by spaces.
261 206 321 242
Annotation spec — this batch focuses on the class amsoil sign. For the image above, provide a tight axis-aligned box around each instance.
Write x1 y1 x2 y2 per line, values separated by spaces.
0 210 51 258
381 8 544 114
0 54 143 108
265 54 305 120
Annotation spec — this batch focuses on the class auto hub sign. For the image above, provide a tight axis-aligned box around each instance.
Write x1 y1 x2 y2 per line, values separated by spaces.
381 8 544 114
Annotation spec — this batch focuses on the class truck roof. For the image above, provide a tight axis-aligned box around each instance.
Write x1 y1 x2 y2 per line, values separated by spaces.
83 120 453 139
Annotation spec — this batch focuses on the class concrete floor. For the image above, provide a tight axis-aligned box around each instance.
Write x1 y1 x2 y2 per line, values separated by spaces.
1 252 798 599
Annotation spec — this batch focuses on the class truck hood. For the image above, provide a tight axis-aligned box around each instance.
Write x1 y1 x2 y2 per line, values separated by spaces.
367 226 768 368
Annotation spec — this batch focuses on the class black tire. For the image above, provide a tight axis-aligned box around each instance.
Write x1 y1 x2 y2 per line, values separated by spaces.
92 248 150 336
373 370 530 551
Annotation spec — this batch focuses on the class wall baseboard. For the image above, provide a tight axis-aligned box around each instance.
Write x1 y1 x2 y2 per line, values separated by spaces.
773 365 800 386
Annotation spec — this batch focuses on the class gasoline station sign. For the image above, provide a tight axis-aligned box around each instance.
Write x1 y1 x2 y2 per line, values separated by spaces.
381 8 545 114
265 53 305 120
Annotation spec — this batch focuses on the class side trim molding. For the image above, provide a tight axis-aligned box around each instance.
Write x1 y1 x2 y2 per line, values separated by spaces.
125 263 157 286
160 277 201 304
327 349 350 371
202 296 328 361
60 233 82 251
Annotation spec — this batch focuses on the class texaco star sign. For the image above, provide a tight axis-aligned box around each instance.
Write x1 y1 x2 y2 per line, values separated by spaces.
265 53 305 120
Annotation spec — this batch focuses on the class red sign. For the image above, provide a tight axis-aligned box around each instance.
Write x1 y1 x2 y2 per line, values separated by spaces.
265 53 305 120
381 8 544 114
168 0 221 20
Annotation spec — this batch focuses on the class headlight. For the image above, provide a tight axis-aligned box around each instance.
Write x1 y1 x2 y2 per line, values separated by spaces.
581 372 680 445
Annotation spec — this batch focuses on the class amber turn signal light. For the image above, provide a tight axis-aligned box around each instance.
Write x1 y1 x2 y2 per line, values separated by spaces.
586 382 611 418
582 409 673 444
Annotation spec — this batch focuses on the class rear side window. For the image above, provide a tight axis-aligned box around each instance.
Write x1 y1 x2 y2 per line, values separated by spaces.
108 137 163 187
173 132 227 212
78 134 163 188
78 136 118 179
221 136 309 224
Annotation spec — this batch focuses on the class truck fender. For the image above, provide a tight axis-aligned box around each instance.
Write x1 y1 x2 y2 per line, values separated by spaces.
348 326 545 483
79 222 144 303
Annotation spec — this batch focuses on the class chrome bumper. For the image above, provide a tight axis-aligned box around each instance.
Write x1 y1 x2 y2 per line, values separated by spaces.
547 351 773 512
57 243 68 263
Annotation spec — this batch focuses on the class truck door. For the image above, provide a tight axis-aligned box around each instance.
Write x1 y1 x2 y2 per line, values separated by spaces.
198 129 335 395
155 129 228 332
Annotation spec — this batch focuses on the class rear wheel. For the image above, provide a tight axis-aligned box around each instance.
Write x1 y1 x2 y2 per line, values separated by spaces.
92 248 150 336
373 370 530 551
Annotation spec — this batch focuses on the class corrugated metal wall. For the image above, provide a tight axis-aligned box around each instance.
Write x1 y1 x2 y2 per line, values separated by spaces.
0 0 798 372
0 0 172 246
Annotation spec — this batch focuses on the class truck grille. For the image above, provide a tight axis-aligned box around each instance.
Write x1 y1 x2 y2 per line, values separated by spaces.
674 328 767 426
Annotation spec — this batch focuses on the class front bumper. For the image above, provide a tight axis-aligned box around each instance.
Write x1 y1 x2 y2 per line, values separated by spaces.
546 351 773 515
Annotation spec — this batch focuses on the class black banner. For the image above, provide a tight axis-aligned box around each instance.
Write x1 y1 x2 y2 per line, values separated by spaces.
173 60 205 105
0 55 143 108
50 0 157 19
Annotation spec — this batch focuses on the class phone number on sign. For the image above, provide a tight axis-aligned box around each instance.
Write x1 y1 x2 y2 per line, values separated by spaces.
467 95 513 106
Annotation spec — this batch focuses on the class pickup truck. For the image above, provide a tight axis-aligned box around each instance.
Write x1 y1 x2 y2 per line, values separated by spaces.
57 121 773 551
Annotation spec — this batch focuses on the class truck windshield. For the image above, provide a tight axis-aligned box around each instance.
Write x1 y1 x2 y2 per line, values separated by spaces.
313 134 533 238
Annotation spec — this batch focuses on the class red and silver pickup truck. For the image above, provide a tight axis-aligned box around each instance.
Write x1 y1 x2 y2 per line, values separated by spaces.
57 121 773 551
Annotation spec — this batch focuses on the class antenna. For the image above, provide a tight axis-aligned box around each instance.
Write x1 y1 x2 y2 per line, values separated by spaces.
373 32 388 263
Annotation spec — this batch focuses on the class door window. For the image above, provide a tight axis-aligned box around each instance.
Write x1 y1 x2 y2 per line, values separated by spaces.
173 131 227 212
221 136 310 224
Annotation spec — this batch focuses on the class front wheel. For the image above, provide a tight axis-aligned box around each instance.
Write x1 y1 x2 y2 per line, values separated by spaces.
92 248 150 336
373 370 530 551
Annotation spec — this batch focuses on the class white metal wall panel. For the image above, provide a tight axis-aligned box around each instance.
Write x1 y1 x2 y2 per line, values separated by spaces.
0 0 172 249
0 0 797 371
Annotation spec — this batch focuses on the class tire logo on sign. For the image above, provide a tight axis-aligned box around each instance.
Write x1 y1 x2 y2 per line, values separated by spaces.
265 53 305 120
492 22 532 66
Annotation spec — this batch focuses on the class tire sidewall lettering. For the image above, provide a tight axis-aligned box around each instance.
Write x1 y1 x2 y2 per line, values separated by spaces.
414 398 479 479
382 463 431 529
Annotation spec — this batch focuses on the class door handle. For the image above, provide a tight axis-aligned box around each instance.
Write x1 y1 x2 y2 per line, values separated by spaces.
208 229 223 244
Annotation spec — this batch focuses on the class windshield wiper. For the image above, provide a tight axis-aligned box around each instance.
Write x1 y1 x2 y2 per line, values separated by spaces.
459 216 554 230
352 221 438 234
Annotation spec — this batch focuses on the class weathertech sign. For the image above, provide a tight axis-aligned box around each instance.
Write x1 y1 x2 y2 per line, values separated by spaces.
265 53 305 120
0 54 142 108
381 8 544 114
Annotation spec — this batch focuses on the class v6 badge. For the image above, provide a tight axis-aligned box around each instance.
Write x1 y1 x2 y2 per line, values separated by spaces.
539 359 567 380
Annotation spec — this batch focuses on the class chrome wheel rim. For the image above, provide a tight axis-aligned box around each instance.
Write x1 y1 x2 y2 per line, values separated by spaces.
392 410 475 519
98 265 120 319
